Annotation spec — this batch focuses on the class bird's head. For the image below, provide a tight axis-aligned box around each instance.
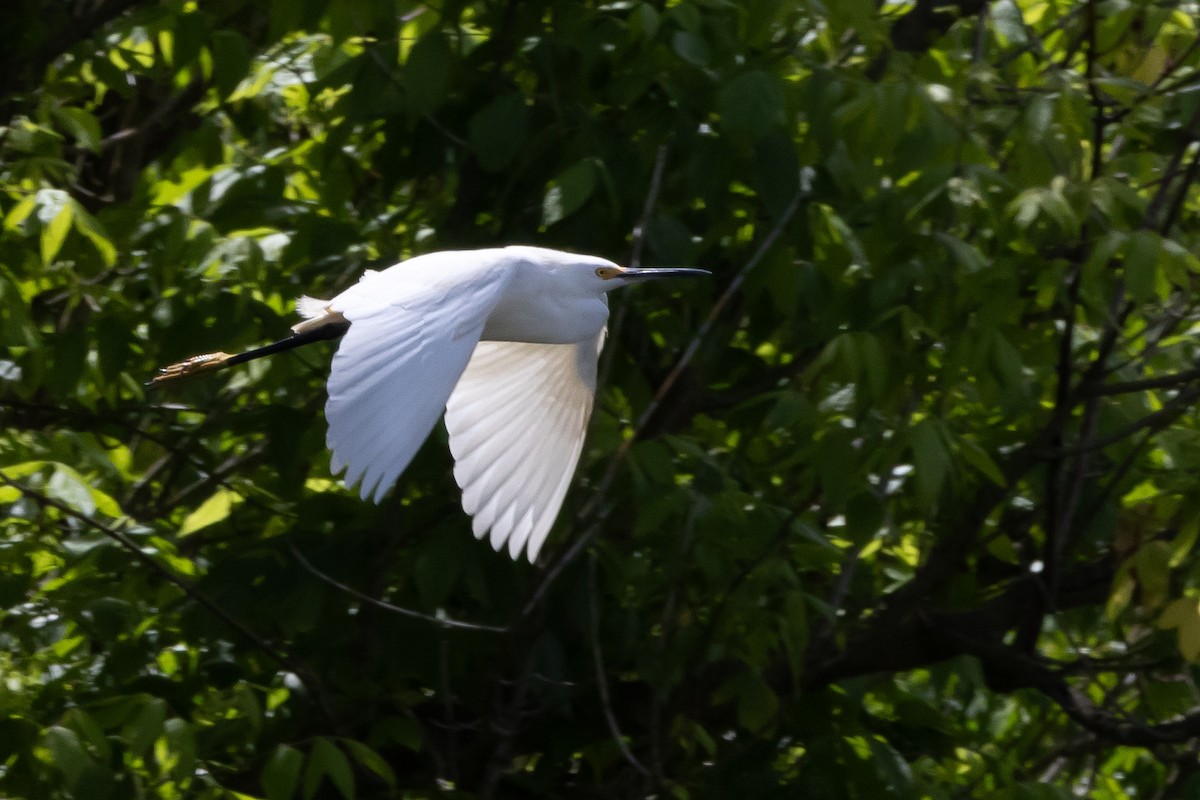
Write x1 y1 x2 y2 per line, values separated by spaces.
504 246 709 295
589 263 711 291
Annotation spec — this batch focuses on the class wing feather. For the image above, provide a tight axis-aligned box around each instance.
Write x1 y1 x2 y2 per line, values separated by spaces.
324 268 509 503
445 334 602 561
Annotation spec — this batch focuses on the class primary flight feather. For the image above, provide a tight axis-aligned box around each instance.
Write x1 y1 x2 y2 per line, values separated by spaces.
152 246 707 561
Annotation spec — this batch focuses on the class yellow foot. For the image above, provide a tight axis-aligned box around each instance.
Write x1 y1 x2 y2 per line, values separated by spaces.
146 352 236 388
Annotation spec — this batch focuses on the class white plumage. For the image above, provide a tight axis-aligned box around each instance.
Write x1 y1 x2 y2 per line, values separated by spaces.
156 246 706 562
446 337 601 560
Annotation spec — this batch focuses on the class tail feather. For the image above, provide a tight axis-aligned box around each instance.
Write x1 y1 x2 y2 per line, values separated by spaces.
293 296 348 335
150 311 350 389
296 295 329 320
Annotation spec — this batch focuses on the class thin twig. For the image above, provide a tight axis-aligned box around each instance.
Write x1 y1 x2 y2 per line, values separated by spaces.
1089 366 1200 396
478 644 540 800
1043 385 1200 457
598 144 671 392
588 554 651 777
160 441 269 510
1144 103 1200 232
630 144 669 270
649 504 700 780
290 545 508 633
1077 427 1154 529
1158 142 1200 238
521 185 806 617
366 46 468 148
628 186 806 437
1084 0 1104 180
439 638 460 782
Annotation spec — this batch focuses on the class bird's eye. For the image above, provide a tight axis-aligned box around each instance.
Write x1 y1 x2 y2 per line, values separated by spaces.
595 267 620 280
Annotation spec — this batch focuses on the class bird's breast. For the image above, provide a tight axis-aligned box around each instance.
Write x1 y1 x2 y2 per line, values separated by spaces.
482 289 608 344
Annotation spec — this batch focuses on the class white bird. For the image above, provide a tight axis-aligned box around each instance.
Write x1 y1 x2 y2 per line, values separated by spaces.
152 246 707 561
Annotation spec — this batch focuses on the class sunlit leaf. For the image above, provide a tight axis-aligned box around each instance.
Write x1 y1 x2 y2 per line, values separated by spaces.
40 201 74 265
542 160 597 227
178 488 242 536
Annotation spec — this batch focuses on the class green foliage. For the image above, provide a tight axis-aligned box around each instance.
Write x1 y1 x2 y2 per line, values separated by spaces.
2 0 1200 797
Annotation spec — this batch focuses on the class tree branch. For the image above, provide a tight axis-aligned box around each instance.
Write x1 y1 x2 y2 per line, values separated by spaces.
598 143 671 392
290 545 508 634
1090 366 1200 396
931 623 1200 746
588 554 650 778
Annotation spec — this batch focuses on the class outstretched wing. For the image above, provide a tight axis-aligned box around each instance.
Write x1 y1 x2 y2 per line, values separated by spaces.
444 334 603 562
324 266 509 503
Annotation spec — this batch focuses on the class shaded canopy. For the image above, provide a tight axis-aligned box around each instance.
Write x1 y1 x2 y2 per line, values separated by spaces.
2 0 1200 798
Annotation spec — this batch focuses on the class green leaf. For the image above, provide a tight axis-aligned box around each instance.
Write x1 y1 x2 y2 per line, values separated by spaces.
867 736 914 792
753 133 800 218
342 739 396 787
44 726 89 785
936 233 987 273
0 461 50 481
1158 597 1198 630
263 744 304 800
178 488 241 536
43 463 123 518
46 465 95 516
910 419 950 507
171 12 209 68
645 213 698 265
1134 541 1172 612
41 200 74 265
1124 230 1161 303
671 31 709 66
718 71 786 141
989 331 1029 404
716 672 779 733
160 717 196 782
303 738 355 800
957 438 1006 487
404 31 452 114
370 717 423 752
124 698 167 758
62 708 110 761
779 591 808 684
1158 598 1200 662
542 160 597 226
50 107 103 152
1107 563 1136 619
211 31 251 98
854 332 888 400
468 93 528 172
84 597 134 638
72 206 118 267
630 3 660 42
1170 518 1200 568
42 720 113 800
4 194 37 231
992 0 1029 45
1009 189 1042 229
815 429 859 507
844 491 885 545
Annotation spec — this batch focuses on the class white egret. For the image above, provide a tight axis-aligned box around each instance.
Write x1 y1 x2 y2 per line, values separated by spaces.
152 246 707 561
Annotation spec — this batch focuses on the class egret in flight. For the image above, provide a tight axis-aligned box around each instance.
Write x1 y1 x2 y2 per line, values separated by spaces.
152 246 707 561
